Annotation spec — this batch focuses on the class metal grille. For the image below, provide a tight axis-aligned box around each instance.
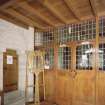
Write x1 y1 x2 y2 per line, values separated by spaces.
99 43 105 70
99 17 105 37
58 47 71 70
45 48 54 69
76 44 93 70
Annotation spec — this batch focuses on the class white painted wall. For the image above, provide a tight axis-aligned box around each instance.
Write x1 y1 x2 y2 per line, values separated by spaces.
0 19 34 105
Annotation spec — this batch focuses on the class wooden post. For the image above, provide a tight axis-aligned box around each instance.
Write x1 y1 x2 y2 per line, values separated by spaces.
95 16 99 105
54 28 58 70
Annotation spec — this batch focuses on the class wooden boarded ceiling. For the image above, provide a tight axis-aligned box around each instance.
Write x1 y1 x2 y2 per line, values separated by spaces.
0 0 105 30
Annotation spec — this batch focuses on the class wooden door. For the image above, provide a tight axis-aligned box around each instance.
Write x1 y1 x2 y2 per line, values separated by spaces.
55 45 74 105
3 49 18 92
72 42 96 105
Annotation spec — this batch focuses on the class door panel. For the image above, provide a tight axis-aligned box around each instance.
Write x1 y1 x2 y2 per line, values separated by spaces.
96 71 105 105
73 71 95 105
55 71 73 105
44 70 56 103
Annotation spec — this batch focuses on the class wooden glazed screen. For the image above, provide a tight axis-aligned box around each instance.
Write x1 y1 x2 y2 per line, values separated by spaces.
3 49 18 92
34 17 105 105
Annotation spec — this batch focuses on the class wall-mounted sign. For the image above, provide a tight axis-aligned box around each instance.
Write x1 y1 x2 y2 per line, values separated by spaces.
7 55 13 64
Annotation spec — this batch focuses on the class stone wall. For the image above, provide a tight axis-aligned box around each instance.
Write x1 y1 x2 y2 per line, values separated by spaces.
0 19 34 105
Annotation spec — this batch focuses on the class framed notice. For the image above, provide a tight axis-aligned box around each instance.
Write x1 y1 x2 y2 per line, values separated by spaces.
7 55 13 64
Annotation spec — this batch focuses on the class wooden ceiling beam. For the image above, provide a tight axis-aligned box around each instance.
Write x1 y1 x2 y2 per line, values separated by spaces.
17 2 55 27
0 12 28 29
0 0 23 9
38 0 67 24
0 0 11 6
102 0 105 6
89 0 98 16
3 8 45 30
64 0 81 21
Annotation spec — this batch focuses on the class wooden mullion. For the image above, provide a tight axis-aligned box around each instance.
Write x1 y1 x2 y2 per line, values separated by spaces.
95 17 99 71
71 42 76 71
54 45 58 70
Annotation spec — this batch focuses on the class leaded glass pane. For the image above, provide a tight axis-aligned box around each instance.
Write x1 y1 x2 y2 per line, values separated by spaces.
58 47 71 70
99 43 105 70
99 17 105 37
45 48 54 69
43 31 54 45
76 44 93 70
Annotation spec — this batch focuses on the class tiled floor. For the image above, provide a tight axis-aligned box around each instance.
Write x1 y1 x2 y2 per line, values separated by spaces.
4 91 25 105
28 102 55 105
10 99 25 105
4 91 55 105
10 101 56 105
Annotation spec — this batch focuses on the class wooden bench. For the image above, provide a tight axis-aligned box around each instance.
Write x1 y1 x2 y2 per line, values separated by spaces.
0 91 4 105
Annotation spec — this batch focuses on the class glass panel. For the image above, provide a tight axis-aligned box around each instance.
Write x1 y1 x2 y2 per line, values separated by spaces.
58 47 71 70
76 44 93 70
99 43 105 70
45 48 54 69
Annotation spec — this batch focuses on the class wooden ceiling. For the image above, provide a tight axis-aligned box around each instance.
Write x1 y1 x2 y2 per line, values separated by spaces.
0 0 105 30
